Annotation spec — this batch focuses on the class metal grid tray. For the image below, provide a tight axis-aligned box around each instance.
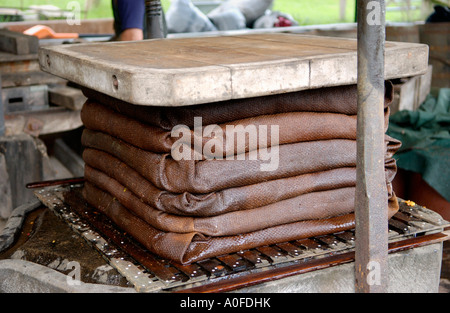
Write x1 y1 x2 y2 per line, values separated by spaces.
34 183 449 293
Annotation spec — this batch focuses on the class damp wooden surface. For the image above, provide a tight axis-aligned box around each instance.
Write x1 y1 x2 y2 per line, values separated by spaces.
39 33 429 107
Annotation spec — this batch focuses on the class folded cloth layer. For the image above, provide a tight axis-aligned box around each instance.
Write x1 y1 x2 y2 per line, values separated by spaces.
81 129 360 193
81 100 354 155
83 148 356 216
81 129 400 194
83 148 399 217
78 82 399 264
85 163 361 236
81 81 393 130
80 183 399 264
80 100 391 157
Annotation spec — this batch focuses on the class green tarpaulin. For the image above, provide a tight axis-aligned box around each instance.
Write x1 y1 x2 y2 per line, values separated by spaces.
387 88 450 202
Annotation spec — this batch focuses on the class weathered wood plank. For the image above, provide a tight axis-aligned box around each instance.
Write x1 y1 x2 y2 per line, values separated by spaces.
49 85 87 111
1 71 66 88
1 85 48 114
39 33 429 106
0 134 45 209
1 18 114 36
0 52 40 73
0 152 13 219
4 107 82 137
0 29 39 55
390 65 432 114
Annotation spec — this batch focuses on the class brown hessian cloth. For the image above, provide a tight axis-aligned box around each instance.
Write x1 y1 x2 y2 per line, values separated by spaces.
81 129 400 194
85 164 358 236
81 81 393 130
80 99 391 157
78 81 400 265
82 148 398 218
82 182 399 265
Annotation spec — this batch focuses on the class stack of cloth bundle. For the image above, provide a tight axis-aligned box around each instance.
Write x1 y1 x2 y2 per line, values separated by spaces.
79 82 400 265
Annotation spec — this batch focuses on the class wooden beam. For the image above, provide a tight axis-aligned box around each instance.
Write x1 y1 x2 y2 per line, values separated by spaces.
4 107 82 137
0 29 38 55
48 85 86 111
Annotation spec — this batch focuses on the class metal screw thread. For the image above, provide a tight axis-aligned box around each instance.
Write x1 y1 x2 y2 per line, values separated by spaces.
145 0 162 16
144 0 166 39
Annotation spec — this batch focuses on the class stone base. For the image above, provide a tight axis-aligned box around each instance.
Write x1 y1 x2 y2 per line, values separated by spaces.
0 207 130 288
232 243 443 293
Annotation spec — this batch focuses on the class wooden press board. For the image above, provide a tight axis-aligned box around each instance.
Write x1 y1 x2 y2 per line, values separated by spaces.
38 33 429 107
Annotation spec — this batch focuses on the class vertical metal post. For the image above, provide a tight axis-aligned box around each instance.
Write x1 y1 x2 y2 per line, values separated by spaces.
0 75 4 137
144 0 167 39
355 0 388 292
